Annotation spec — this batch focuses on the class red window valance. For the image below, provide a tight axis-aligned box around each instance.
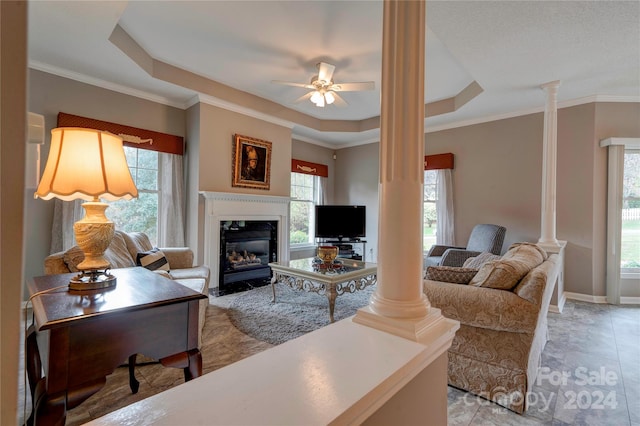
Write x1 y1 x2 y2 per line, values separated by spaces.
57 112 184 155
291 159 329 177
424 153 454 170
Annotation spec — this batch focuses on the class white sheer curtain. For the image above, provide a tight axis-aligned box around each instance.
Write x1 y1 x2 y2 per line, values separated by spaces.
49 152 186 253
158 152 185 247
435 169 455 245
317 175 327 205
49 199 84 253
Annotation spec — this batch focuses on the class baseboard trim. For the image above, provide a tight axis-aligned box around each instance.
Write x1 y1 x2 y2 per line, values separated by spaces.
551 292 640 306
564 292 608 304
549 292 567 313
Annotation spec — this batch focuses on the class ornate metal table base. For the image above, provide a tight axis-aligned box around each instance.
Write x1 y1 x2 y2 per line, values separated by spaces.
271 271 377 323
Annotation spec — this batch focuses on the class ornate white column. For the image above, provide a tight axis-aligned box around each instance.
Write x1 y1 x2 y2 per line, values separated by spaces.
538 80 561 246
354 0 456 342
537 80 567 313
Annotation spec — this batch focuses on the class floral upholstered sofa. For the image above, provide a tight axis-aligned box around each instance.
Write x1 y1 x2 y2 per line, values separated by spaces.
44 230 210 346
423 243 559 413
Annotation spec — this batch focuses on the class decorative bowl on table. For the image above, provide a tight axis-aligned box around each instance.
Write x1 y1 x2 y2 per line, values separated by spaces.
317 245 339 264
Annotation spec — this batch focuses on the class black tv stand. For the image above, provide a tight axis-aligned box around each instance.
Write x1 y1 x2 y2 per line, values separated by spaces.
317 238 367 261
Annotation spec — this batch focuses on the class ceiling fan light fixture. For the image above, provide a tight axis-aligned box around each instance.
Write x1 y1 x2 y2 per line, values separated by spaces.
273 62 373 109
325 91 336 105
310 90 323 105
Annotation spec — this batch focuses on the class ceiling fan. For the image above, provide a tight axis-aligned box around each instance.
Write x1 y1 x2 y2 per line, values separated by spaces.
272 62 375 107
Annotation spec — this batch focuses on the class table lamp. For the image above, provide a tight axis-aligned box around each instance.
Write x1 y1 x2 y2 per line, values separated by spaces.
35 127 138 290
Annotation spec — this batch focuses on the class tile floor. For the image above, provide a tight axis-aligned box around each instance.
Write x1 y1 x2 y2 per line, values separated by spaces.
18 295 639 425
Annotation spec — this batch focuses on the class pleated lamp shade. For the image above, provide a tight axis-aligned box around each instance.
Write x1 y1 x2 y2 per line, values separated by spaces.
35 127 138 202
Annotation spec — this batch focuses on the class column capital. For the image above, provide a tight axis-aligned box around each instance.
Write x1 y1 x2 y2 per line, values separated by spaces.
540 80 562 92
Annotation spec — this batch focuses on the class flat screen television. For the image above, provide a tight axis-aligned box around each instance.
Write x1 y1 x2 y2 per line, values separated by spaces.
315 205 366 240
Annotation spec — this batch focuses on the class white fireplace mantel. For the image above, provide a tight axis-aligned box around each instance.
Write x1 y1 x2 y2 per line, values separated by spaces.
200 191 291 289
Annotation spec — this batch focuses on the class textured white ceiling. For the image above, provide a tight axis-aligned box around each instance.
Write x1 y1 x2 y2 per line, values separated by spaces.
28 1 640 147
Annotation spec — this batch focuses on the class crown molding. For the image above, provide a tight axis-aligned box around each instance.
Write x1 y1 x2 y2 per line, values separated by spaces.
29 61 639 146
291 131 382 149
425 95 640 134
290 134 339 149
337 135 383 149
29 61 187 109
192 94 295 130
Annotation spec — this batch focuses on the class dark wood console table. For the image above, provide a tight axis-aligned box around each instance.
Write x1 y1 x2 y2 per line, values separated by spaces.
25 267 207 426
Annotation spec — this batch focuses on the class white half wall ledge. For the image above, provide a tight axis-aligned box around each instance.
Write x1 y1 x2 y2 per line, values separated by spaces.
85 317 455 426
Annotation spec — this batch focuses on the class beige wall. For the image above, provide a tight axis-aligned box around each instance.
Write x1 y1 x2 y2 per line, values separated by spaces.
22 70 640 302
337 103 640 298
426 113 544 249
197 103 292 196
594 102 640 298
192 103 292 263
556 103 598 296
335 143 380 263
185 103 203 263
26 70 186 286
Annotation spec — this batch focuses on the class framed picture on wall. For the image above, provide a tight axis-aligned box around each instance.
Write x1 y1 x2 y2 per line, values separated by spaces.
232 134 272 190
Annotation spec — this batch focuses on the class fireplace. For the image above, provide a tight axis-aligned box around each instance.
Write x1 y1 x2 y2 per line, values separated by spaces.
219 220 277 293
200 191 291 294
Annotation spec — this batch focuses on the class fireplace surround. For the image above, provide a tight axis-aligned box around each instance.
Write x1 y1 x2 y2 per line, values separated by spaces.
200 191 290 292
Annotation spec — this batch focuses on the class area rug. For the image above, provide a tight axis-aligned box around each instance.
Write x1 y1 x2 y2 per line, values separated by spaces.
227 283 375 345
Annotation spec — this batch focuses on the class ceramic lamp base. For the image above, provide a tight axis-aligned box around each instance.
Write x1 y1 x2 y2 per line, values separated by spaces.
74 202 115 271
70 201 116 290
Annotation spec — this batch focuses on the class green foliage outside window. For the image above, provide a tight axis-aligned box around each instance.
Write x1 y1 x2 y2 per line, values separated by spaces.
622 152 640 269
423 170 438 248
290 173 317 245
106 147 159 245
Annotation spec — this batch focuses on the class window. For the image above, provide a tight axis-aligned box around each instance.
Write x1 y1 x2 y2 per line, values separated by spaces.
290 172 320 246
107 146 159 245
423 170 437 248
621 149 640 273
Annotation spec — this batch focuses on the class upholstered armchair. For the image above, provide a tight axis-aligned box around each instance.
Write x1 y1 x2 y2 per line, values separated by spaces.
424 224 506 267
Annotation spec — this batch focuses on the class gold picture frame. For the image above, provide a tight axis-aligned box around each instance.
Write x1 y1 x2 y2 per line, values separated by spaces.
232 134 272 190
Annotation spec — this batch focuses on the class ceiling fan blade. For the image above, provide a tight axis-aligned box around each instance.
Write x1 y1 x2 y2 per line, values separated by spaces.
330 81 375 92
293 92 314 104
272 80 315 89
331 92 348 107
317 62 335 83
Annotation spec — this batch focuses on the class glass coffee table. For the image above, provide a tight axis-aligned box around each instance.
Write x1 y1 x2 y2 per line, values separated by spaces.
268 257 377 323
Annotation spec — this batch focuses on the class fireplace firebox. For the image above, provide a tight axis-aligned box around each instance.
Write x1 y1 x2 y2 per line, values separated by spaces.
219 220 277 294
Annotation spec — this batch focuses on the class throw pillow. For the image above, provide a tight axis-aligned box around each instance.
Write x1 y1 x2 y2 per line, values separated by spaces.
136 248 171 273
121 231 154 263
468 260 522 290
103 232 136 269
468 243 546 290
63 232 135 272
504 242 548 262
425 266 478 284
63 246 86 273
463 252 502 269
